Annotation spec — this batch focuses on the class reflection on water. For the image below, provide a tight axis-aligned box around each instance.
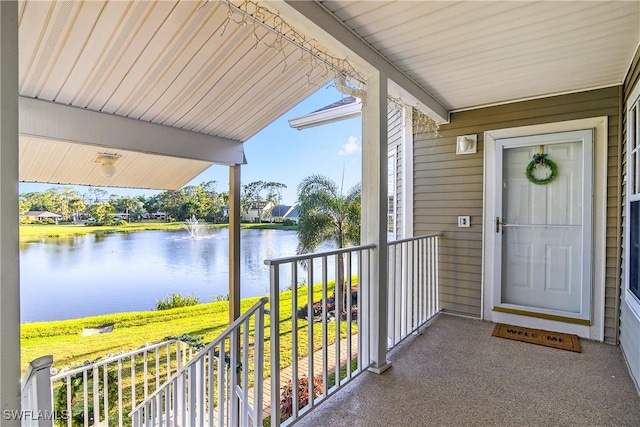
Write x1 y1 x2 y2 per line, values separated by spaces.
20 228 331 323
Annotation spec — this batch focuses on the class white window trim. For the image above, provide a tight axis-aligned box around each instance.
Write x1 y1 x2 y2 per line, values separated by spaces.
388 148 397 240
401 106 414 239
625 80 640 320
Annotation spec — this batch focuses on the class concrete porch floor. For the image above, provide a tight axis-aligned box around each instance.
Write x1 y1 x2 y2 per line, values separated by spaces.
297 314 640 427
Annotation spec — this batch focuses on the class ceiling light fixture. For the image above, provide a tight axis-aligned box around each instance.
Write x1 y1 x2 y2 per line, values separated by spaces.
95 153 121 178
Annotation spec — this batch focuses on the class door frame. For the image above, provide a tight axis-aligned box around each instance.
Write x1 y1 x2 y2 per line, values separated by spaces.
482 117 608 340
493 130 593 321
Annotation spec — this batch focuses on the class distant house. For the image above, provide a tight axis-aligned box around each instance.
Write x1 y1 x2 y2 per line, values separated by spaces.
242 201 273 223
114 213 129 221
22 211 63 223
269 204 299 223
152 212 168 220
270 205 292 222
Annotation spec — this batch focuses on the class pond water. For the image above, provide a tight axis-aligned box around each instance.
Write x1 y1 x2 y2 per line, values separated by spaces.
20 228 329 323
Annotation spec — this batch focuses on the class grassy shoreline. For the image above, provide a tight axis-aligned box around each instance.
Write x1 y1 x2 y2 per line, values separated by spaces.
21 297 255 373
21 282 346 375
19 221 297 243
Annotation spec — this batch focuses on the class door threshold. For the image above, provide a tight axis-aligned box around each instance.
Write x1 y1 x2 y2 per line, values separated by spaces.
493 306 591 326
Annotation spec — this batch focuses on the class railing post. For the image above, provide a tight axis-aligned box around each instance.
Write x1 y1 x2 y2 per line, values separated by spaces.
269 264 281 425
253 304 265 427
21 356 53 427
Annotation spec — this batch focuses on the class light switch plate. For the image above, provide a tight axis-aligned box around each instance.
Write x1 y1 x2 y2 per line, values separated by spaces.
458 216 470 228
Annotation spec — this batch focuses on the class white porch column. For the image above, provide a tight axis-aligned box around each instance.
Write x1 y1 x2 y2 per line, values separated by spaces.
0 0 21 422
229 165 241 322
362 70 391 373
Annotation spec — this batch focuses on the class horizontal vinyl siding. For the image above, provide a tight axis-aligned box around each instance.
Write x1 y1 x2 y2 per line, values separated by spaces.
620 45 640 388
414 126 484 317
414 87 621 330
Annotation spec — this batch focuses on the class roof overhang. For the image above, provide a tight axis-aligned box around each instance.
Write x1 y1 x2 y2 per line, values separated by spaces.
289 97 361 130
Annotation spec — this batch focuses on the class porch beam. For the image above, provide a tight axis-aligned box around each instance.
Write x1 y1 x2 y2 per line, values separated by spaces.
276 0 449 124
229 165 241 322
19 97 245 164
361 69 391 374
0 0 21 423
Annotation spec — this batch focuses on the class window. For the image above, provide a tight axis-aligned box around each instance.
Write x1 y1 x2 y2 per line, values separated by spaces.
626 82 640 317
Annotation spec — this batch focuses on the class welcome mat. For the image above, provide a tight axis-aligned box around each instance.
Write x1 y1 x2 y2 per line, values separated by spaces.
492 324 581 353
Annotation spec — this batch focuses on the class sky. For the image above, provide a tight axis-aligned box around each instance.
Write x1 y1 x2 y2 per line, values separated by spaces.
18 83 362 206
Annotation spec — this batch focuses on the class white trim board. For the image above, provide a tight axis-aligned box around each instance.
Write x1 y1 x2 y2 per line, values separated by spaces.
401 105 414 239
450 84 621 114
288 99 361 130
482 117 608 341
623 79 640 321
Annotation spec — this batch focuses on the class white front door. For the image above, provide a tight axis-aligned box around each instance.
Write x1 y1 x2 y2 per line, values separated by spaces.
493 130 593 323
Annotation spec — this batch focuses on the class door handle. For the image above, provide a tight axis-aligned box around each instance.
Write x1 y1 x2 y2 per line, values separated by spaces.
496 217 502 233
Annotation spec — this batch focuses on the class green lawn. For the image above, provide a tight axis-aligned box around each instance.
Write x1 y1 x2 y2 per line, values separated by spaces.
21 282 350 375
241 222 298 231
19 221 297 243
23 282 357 426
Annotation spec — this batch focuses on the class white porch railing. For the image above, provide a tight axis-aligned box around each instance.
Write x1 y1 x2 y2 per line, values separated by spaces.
22 355 54 427
37 236 440 427
387 234 441 349
50 339 196 427
264 244 376 427
129 297 268 427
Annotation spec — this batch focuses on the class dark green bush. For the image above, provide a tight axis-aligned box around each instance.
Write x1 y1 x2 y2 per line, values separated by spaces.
155 293 199 310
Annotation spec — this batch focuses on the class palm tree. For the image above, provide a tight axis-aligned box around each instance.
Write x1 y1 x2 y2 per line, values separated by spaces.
296 174 361 311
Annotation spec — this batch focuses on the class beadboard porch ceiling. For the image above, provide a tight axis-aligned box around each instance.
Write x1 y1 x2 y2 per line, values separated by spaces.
306 0 640 111
16 1 640 188
17 0 333 189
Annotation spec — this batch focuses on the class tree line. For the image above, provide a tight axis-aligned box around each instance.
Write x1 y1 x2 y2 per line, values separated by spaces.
19 181 289 225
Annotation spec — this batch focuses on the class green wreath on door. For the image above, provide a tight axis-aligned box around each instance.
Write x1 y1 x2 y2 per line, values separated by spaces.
525 152 558 185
